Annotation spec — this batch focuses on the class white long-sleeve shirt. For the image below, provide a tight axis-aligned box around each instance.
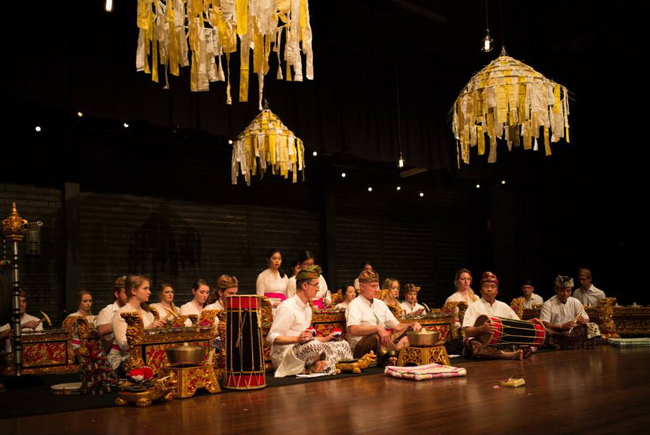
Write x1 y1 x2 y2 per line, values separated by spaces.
107 304 154 370
267 295 312 376
462 298 519 328
256 269 289 296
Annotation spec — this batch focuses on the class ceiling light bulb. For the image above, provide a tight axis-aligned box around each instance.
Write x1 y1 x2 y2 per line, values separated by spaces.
105 0 114 13
368 187 373 192
476 184 481 189
341 173 346 178
481 33 493 53
312 151 318 157
501 180 506 185
35 126 42 132
77 112 83 118
228 139 233 145
396 186 401 191
419 192 424 197
123 123 129 128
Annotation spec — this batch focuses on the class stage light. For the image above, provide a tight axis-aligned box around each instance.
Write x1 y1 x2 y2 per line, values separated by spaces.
341 173 346 178
501 180 506 185
396 186 401 191
228 139 233 145
35 126 42 132
105 0 114 13
123 123 129 128
419 192 424 197
312 151 318 157
476 184 481 189
368 187 373 192
77 112 83 118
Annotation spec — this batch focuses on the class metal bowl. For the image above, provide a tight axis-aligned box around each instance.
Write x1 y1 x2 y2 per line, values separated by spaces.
165 342 206 365
407 329 441 347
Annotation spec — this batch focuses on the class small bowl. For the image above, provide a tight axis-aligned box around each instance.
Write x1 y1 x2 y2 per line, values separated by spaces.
407 329 441 347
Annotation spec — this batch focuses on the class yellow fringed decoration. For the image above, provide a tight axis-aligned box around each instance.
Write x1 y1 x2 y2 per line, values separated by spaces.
136 1 314 104
478 126 485 155
452 49 570 165
232 106 306 186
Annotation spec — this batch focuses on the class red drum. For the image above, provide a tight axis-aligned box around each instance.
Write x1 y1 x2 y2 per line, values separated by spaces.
224 295 266 390
475 315 545 346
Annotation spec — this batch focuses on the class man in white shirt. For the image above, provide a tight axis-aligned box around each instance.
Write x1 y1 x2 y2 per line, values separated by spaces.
400 283 425 315
573 268 606 307
285 254 332 307
462 272 538 360
346 269 421 364
94 276 127 351
540 275 599 349
1 290 44 353
520 279 544 308
267 266 351 377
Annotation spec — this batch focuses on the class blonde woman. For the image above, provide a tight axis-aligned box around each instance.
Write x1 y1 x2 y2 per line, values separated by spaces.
381 278 405 318
150 283 180 324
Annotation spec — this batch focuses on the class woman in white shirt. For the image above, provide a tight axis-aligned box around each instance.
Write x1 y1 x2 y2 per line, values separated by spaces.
445 268 479 326
180 279 211 317
381 278 405 318
256 249 289 307
150 282 180 324
65 290 96 349
107 276 163 373
335 285 357 310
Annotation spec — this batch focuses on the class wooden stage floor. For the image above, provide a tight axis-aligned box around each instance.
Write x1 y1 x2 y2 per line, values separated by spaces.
2 346 650 435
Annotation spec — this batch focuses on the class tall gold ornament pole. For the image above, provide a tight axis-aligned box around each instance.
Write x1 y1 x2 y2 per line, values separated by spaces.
2 203 27 375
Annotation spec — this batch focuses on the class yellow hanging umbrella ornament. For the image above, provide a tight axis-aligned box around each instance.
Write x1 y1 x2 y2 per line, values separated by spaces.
135 0 314 110
231 101 305 186
451 48 570 166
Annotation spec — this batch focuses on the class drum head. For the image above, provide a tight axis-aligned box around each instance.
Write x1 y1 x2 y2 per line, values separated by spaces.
473 315 493 345
0 275 12 325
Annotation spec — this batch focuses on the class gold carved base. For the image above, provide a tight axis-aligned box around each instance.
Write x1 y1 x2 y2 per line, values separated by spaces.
115 377 177 407
160 364 221 399
397 345 450 367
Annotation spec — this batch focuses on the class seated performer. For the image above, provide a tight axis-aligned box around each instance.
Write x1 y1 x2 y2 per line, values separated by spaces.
572 268 606 306
1 289 44 353
346 270 421 363
520 279 544 308
95 276 127 341
180 279 211 316
149 283 180 324
286 251 331 307
205 275 238 311
335 284 357 310
267 266 352 377
381 278 405 318
66 290 96 349
400 284 425 315
462 272 535 360
256 249 289 308
353 261 373 291
540 275 600 349
107 275 163 373
445 268 479 327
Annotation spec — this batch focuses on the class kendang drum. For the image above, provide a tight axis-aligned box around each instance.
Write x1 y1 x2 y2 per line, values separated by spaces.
225 295 266 390
474 315 545 346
